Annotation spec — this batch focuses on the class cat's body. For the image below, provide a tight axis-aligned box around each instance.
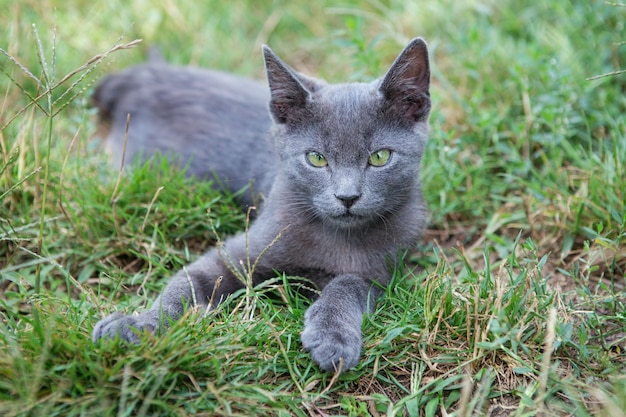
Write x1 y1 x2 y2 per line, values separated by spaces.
94 63 275 207
92 38 431 372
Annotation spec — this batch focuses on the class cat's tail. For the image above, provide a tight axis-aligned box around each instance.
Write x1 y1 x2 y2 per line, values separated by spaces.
91 46 165 120
90 70 133 144
91 72 126 121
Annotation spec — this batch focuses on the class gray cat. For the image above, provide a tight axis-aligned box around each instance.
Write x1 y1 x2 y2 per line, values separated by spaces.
92 38 431 373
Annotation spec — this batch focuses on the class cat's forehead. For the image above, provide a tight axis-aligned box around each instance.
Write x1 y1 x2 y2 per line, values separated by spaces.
311 83 381 131
296 82 411 161
314 83 376 109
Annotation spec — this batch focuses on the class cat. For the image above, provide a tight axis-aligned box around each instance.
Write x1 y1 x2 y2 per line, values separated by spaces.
92 37 431 373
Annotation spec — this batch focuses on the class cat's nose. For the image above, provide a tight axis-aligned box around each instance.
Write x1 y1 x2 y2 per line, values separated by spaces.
335 194 361 209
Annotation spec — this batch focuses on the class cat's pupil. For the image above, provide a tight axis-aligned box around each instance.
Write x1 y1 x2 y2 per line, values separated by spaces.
306 151 328 168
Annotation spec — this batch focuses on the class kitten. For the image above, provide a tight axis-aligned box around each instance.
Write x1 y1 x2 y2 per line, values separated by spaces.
92 38 431 373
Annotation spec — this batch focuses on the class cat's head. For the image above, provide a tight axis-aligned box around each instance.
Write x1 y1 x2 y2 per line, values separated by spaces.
263 38 430 230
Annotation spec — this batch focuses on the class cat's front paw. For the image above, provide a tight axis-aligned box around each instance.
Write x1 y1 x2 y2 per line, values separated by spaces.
92 312 156 344
300 301 362 372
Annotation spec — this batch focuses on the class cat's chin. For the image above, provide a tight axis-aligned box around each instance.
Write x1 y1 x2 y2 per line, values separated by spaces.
325 213 373 230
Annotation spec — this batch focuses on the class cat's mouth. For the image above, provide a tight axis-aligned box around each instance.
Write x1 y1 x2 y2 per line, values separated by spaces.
329 211 370 228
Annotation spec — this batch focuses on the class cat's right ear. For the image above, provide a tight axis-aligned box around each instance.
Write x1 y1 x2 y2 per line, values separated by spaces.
262 45 311 124
379 37 431 124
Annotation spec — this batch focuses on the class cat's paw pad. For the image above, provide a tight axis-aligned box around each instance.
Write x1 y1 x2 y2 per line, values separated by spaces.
300 306 362 372
92 312 154 344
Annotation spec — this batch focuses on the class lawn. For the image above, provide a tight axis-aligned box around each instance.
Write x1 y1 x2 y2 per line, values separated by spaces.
1 0 625 416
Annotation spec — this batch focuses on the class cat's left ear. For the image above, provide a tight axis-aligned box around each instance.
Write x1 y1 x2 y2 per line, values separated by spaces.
263 45 317 125
379 37 431 124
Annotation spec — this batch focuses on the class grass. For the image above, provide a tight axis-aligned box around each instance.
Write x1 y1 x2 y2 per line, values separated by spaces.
1 0 625 415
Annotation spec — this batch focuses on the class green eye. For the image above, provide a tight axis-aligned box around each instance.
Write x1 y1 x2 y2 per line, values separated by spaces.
306 151 328 167
368 149 392 167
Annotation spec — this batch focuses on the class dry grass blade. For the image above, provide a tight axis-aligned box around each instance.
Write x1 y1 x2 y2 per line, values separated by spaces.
586 69 626 80
55 38 142 87
0 38 141 131
0 48 42 86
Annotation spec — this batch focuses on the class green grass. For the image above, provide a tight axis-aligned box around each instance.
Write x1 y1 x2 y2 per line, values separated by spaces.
1 0 625 416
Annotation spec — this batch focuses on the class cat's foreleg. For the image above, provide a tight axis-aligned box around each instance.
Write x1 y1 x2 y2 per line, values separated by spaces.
300 274 382 372
92 250 242 343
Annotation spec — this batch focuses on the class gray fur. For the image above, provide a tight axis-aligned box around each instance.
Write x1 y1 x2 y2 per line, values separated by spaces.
93 62 275 207
92 38 431 372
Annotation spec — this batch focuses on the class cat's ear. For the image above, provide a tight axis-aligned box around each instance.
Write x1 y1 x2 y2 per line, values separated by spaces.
263 45 312 124
379 37 431 124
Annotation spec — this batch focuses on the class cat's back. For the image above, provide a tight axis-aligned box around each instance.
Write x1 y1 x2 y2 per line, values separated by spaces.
93 62 275 205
